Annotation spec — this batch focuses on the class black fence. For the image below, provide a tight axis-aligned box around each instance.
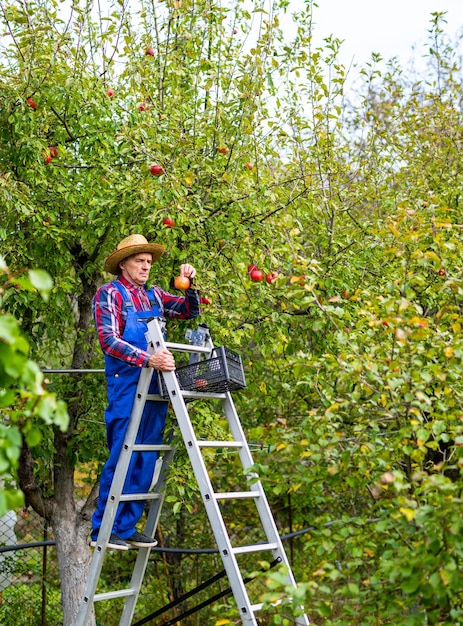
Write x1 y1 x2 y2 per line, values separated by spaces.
0 508 61 626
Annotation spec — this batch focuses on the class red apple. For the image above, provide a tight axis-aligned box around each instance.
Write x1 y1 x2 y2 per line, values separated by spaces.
163 217 175 228
342 290 349 298
174 275 190 290
217 146 229 154
233 28 238 34
49 146 58 158
106 88 114 97
247 264 257 273
145 46 155 56
200 296 211 305
150 163 164 176
27 97 37 109
244 162 254 170
139 103 150 111
44 154 52 164
265 272 278 284
438 268 446 276
250 268 264 282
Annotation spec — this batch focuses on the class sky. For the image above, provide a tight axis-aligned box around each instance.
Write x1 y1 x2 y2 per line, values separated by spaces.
285 0 463 72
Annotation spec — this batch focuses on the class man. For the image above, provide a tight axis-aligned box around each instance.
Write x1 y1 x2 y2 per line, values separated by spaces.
91 234 200 550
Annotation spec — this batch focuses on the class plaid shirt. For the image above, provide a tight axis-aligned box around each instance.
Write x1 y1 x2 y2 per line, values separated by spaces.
93 275 200 367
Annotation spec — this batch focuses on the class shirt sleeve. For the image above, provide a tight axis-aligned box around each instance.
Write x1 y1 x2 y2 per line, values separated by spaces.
154 285 201 320
93 284 150 367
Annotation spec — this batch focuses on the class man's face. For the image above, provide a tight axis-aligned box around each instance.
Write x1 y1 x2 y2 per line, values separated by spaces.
119 253 153 286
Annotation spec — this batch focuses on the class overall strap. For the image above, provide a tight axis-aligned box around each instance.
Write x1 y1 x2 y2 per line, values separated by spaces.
112 279 133 309
146 286 163 314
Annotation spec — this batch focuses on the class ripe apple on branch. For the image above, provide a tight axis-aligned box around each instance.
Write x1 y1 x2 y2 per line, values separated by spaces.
249 268 264 282
265 272 278 284
247 264 278 284
162 217 175 228
150 163 164 176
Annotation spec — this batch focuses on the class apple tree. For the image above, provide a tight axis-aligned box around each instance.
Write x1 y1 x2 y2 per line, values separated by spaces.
0 0 334 622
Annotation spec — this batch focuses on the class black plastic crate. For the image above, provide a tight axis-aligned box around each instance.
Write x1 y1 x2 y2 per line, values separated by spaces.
161 346 246 396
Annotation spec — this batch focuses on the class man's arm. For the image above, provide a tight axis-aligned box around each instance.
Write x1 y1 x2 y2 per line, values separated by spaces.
155 285 201 320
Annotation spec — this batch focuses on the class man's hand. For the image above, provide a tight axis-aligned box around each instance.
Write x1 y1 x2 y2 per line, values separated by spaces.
179 263 196 280
147 349 176 371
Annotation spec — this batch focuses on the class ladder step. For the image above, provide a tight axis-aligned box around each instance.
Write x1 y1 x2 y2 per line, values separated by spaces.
132 444 173 452
181 390 227 399
232 542 279 555
119 492 161 502
214 491 260 500
158 389 226 400
198 440 243 449
94 588 136 602
165 341 211 354
146 394 168 402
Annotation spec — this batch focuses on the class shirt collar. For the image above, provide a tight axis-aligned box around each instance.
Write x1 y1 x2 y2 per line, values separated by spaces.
118 275 148 293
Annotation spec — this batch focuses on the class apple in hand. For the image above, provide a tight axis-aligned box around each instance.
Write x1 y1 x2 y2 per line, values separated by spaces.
250 268 264 282
174 275 190 290
150 163 164 176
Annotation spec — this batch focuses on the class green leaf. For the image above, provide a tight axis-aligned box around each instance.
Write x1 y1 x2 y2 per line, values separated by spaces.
28 268 53 294
25 427 42 447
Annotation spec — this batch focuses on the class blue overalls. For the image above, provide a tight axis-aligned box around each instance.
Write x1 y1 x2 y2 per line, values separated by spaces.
91 281 169 541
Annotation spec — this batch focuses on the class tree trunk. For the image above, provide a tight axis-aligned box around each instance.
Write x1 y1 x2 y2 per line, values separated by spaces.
52 511 96 626
52 265 101 625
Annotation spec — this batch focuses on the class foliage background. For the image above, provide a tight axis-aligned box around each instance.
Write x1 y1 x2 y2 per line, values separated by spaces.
1 0 463 624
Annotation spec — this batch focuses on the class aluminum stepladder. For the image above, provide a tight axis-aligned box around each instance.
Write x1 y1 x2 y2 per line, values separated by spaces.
75 317 309 626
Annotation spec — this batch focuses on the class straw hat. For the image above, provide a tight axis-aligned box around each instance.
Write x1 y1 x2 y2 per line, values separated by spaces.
104 234 166 274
